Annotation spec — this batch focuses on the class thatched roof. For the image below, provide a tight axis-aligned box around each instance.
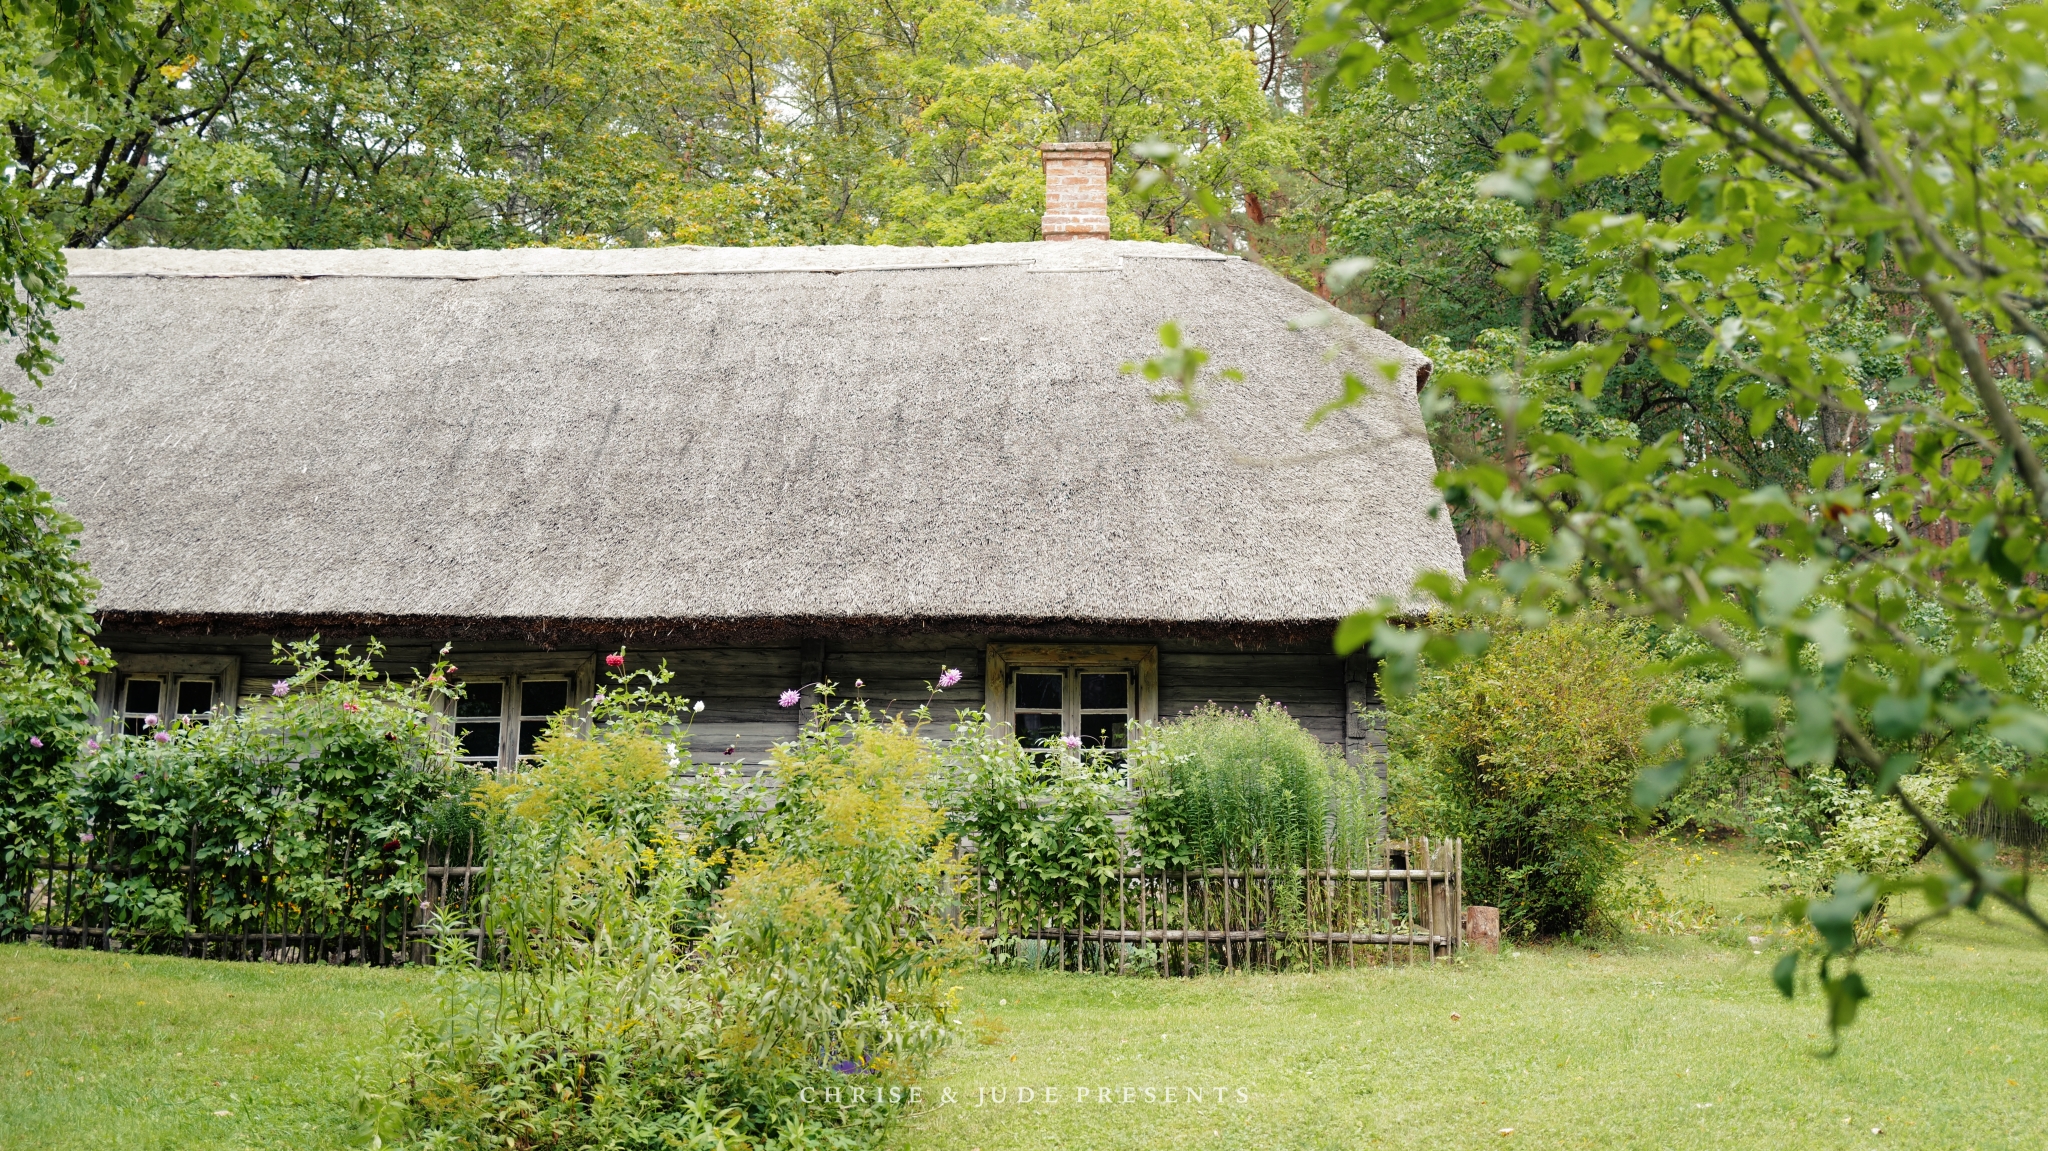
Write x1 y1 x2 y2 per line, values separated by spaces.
1 241 1459 628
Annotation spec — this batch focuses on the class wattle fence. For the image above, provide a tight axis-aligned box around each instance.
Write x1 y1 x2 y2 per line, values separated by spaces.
967 838 1465 973
3 830 486 966
8 831 1465 972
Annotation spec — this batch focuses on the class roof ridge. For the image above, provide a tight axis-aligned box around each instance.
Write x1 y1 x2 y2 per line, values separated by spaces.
63 241 1234 279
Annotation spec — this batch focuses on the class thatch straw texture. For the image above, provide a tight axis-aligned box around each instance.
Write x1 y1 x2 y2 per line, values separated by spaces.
2 241 1459 624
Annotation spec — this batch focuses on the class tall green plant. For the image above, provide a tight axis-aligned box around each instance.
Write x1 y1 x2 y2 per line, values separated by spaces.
1128 702 1376 873
368 680 965 1150
937 712 1124 944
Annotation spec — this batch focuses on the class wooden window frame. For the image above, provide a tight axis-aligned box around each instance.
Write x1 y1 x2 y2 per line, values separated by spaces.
97 654 241 733
984 644 1158 743
439 653 596 770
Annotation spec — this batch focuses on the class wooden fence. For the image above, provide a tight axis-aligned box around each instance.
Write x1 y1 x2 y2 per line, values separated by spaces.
967 838 1464 973
11 831 1464 974
3 831 486 966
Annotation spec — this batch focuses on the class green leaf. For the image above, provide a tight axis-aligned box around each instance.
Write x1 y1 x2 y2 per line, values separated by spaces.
1807 875 1875 955
1876 753 1918 795
1871 694 1929 740
1633 761 1688 810
1334 611 1377 656
1771 952 1798 998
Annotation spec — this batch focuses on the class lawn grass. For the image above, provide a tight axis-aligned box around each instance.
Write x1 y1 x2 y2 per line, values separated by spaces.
0 945 427 1150
1 844 2042 1150
896 849 2048 1151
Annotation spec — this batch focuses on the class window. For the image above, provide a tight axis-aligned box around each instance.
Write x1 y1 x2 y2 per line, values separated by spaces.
517 679 570 759
985 644 1157 754
454 681 505 769
117 675 219 734
1009 668 1133 750
100 654 240 734
445 663 589 770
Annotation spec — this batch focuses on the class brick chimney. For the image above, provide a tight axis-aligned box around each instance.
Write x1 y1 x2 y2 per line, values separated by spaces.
1039 142 1113 242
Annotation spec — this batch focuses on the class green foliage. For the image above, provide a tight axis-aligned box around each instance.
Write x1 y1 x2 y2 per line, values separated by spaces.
936 713 1124 938
42 639 469 945
367 685 966 1150
1384 614 1672 937
1 0 1287 253
1127 702 1374 872
0 463 103 673
1304 0 2048 1036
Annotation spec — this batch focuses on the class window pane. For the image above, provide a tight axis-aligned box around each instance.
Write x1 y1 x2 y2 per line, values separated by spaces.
521 680 570 717
1079 673 1127 710
176 680 215 716
1015 673 1062 710
123 717 148 737
458 721 501 760
1080 713 1128 749
124 679 161 716
518 719 550 757
1015 711 1064 747
456 682 503 719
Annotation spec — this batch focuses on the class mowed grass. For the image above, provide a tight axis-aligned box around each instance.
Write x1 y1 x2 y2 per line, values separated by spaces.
1 844 2042 1150
0 945 427 1150
897 857 2048 1151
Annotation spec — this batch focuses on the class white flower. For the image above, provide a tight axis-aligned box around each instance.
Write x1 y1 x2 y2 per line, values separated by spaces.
693 700 705 713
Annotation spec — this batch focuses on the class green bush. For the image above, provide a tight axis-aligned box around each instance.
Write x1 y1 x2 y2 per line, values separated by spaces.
936 713 1123 943
365 679 967 1150
1385 615 1675 938
0 651 99 932
12 638 468 947
1127 701 1376 871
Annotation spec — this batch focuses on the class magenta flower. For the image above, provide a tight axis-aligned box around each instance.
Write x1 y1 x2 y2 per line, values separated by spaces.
154 731 172 744
28 736 43 749
342 700 361 713
854 678 864 688
1061 734 1082 750
144 713 159 728
937 667 962 689
606 652 626 670
779 689 801 707
272 680 290 697
85 738 100 753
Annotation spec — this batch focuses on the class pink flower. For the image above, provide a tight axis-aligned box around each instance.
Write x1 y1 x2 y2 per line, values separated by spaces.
85 739 100 753
606 652 626 669
854 678 864 688
272 680 290 697
1061 734 1082 750
779 689 801 707
938 667 962 689
154 731 172 744
342 701 361 713
144 714 159 728
29 736 43 749
79 831 94 845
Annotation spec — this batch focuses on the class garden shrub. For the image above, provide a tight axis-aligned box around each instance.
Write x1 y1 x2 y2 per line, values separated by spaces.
366 681 966 1150
1123 703 1375 964
936 713 1123 945
1127 701 1376 871
14 638 469 947
0 650 100 933
1385 614 1675 938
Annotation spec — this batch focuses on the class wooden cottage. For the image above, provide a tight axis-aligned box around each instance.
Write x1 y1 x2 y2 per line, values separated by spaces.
1 151 1459 778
